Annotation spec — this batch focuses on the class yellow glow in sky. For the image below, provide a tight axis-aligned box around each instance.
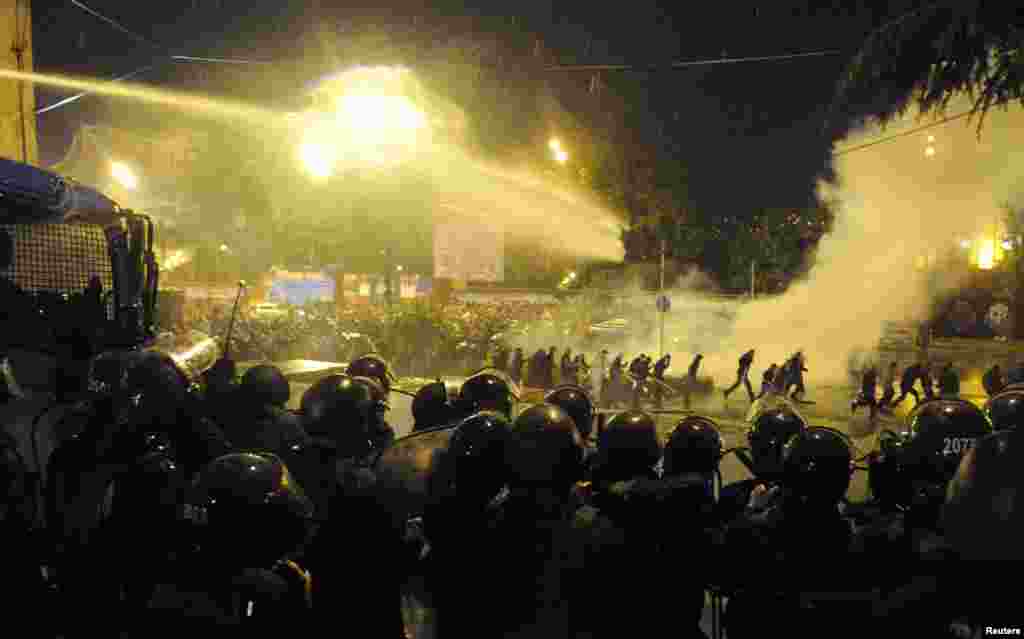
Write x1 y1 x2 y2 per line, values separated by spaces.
977 238 995 270
299 140 335 179
110 161 138 190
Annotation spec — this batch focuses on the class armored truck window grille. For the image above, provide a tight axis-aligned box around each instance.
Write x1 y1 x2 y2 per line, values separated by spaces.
0 223 115 319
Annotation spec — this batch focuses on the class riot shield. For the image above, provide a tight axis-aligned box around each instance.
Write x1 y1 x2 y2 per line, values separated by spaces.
371 425 458 522
146 329 219 385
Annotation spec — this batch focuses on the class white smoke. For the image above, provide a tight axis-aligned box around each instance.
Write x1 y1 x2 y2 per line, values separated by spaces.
513 97 1024 389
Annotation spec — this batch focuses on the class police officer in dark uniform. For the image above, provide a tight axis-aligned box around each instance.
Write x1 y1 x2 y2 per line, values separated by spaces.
351 375 396 451
661 416 723 639
718 406 806 522
296 376 408 638
985 386 1024 431
422 411 513 638
411 380 459 432
722 428 856 639
583 409 699 639
487 404 586 638
223 365 309 456
545 385 597 481
346 353 395 395
138 452 314 636
868 398 992 530
0 431 49 627
455 368 517 421
684 353 703 409
943 428 1024 630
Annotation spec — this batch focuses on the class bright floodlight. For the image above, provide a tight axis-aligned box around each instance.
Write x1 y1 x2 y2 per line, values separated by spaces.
110 162 138 190
959 239 971 249
568 271 577 279
925 146 936 157
978 239 995 270
219 244 229 252
549 138 562 151
554 149 569 164
300 141 335 179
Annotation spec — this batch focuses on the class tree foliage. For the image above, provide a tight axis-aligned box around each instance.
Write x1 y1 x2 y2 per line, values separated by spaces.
837 1 1024 134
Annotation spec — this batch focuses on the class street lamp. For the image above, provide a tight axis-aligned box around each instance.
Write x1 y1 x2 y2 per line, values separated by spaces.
110 161 138 190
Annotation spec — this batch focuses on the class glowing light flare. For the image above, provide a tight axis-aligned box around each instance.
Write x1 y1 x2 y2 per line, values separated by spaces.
335 94 426 133
549 138 562 151
925 146 936 157
299 138 336 179
977 239 995 270
110 162 138 190
554 149 569 164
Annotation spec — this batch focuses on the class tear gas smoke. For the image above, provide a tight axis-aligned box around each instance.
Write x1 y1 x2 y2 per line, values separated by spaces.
509 97 1024 388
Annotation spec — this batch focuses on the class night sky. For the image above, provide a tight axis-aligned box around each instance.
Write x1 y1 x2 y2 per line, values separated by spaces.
30 1 915 210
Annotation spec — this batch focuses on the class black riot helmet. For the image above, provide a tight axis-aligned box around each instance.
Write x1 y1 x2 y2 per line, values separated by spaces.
747 406 807 480
544 385 595 439
121 351 190 429
299 375 375 456
345 354 394 394
781 427 853 506
906 398 993 485
412 381 453 431
508 404 584 489
458 368 518 419
944 429 1024 560
985 388 1024 432
446 411 513 504
595 410 662 482
240 364 290 408
664 416 723 476
191 452 313 567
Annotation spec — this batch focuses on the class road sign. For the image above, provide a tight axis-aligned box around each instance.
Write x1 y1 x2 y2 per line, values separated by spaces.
656 294 671 313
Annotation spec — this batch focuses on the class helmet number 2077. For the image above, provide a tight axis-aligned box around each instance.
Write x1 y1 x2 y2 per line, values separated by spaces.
943 437 976 455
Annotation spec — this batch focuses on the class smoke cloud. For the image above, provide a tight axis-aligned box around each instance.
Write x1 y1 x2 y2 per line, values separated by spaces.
513 97 1024 389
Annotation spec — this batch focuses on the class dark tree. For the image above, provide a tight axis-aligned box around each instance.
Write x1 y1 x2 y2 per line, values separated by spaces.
837 1 1024 134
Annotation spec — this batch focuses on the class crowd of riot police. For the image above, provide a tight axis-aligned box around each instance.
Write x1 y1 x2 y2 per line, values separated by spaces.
3 348 1024 638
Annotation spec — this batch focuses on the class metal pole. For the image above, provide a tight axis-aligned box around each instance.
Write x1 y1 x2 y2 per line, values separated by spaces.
659 240 666 359
751 261 756 299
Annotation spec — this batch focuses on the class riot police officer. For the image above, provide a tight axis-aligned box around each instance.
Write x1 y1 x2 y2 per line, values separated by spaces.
591 410 661 487
296 376 408 638
411 380 459 432
350 375 396 450
455 368 517 420
139 452 314 634
868 398 992 529
723 428 856 639
346 353 395 395
423 411 513 638
0 431 48 623
121 351 232 476
985 386 1024 431
487 404 585 637
718 406 806 521
662 415 724 639
544 384 595 441
224 364 308 456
